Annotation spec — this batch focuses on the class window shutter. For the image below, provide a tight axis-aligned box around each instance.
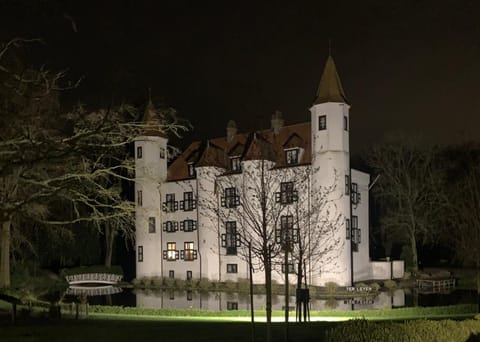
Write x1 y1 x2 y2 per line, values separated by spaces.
193 221 197 231
221 234 227 247
180 221 185 231
179 200 184 210
235 233 241 247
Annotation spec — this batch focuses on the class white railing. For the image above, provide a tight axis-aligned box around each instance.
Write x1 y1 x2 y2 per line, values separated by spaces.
66 273 123 285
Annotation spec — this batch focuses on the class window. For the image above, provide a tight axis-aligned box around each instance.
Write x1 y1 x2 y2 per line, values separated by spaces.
137 190 143 206
137 146 143 159
180 220 197 232
222 221 240 255
137 246 143 262
148 217 156 233
344 116 348 131
163 221 178 233
285 149 299 165
182 241 197 261
187 162 195 177
180 191 196 211
169 270 174 278
351 183 361 205
164 242 178 261
163 193 178 212
346 218 350 239
345 175 350 195
276 182 298 205
352 215 360 250
227 302 238 310
227 264 238 273
186 271 192 280
318 115 327 130
160 147 166 159
281 263 295 274
275 215 298 246
221 187 239 208
230 156 241 172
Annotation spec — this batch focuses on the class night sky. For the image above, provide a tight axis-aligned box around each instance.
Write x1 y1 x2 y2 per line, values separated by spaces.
2 0 480 154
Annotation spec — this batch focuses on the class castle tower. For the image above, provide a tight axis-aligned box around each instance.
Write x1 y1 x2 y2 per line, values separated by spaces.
310 55 352 286
135 99 168 278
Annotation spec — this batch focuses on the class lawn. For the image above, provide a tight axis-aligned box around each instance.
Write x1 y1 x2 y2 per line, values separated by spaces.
1 302 480 342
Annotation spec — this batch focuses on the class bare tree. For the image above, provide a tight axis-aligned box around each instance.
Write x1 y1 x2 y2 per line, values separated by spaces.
198 133 343 338
367 136 445 273
0 39 189 287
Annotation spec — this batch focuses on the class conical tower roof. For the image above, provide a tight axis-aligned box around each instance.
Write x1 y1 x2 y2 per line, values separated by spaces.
142 98 167 137
313 55 349 105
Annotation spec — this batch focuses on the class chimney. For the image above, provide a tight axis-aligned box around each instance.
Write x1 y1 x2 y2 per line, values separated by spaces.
226 120 237 142
271 110 284 134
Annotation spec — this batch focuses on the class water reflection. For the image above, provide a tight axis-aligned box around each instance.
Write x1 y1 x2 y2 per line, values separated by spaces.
66 285 123 297
135 289 406 311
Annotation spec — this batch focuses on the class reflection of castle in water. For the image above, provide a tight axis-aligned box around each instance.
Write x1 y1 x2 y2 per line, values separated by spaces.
135 289 405 311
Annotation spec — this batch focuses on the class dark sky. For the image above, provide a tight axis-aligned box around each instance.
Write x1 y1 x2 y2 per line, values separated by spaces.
2 0 480 154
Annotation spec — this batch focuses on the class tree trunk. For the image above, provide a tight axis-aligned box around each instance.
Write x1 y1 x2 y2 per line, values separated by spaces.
410 231 419 274
265 247 272 342
0 220 11 288
104 222 115 268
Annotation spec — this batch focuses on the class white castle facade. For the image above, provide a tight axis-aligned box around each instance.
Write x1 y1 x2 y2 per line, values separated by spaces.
134 56 403 287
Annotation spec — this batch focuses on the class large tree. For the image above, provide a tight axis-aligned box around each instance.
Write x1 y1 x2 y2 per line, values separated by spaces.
367 136 445 273
441 143 480 310
0 38 188 287
199 133 342 338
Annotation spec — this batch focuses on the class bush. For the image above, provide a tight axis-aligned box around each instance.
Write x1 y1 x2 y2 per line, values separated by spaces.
223 280 238 292
237 278 250 292
325 282 339 296
163 277 175 288
151 277 163 288
383 279 397 289
197 278 212 291
326 319 480 342
370 282 381 291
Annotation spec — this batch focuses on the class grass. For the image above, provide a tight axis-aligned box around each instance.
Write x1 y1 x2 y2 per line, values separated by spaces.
0 301 479 342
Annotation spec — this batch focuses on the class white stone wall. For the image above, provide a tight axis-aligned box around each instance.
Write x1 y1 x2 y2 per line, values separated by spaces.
135 135 167 278
352 169 371 282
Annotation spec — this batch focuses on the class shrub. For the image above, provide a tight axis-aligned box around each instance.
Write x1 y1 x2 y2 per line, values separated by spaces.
163 277 175 288
197 278 212 291
175 279 186 289
237 278 250 292
383 279 397 289
151 276 163 288
139 277 152 288
223 280 238 292
131 278 141 287
370 282 381 291
325 282 339 296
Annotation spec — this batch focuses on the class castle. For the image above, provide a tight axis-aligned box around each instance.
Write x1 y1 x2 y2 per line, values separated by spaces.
134 56 403 286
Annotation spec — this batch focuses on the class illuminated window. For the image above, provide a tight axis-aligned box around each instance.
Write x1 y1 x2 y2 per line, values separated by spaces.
148 217 156 233
318 115 327 130
182 241 197 261
164 242 178 261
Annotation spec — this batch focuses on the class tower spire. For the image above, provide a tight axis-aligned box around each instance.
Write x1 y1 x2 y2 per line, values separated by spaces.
313 55 349 105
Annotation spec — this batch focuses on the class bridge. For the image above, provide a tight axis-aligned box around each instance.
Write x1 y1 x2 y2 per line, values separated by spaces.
66 273 123 285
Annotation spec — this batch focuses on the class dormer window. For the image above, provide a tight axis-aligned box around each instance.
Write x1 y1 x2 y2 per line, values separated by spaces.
230 156 241 172
285 149 299 165
187 162 195 177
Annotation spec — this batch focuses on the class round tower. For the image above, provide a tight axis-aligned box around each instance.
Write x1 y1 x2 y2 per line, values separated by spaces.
310 55 352 286
135 100 168 278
